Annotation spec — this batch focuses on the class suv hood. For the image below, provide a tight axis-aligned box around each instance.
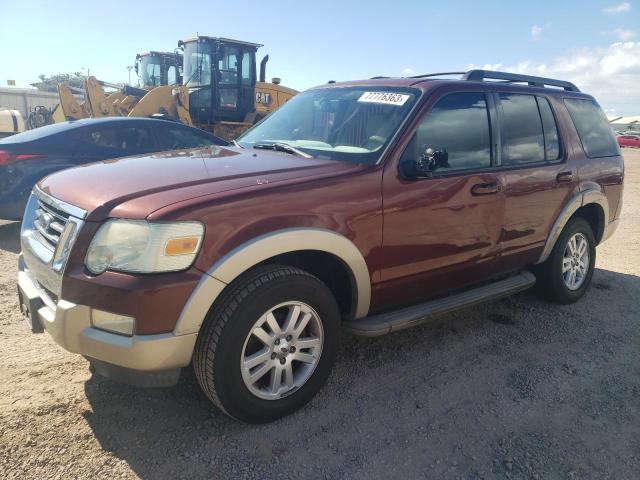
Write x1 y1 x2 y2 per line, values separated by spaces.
38 146 360 221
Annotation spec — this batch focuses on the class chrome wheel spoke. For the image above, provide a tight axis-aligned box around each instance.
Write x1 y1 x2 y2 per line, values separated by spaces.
577 238 587 257
283 304 301 334
293 352 316 364
265 312 282 336
269 365 283 394
283 362 294 389
243 348 271 370
249 362 271 384
296 337 321 350
562 258 572 273
293 312 312 337
252 327 273 346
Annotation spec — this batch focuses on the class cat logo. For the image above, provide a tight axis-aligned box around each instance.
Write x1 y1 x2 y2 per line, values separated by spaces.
255 92 272 105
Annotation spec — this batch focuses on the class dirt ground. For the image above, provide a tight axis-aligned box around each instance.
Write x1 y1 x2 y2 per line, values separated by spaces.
1 150 639 480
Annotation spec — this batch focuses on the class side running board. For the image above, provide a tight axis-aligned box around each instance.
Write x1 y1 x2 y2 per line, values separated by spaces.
343 271 536 337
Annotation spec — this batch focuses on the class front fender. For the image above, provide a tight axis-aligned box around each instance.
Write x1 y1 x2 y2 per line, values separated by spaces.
173 227 371 336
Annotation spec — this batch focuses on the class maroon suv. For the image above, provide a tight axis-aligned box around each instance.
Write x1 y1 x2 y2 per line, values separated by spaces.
17 70 623 423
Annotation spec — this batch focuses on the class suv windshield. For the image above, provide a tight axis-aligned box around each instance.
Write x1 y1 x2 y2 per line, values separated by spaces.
237 87 420 164
183 42 212 87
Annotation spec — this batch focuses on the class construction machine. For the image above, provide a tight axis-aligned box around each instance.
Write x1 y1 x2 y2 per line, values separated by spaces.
54 36 297 140
53 51 182 123
135 51 183 88
176 36 297 139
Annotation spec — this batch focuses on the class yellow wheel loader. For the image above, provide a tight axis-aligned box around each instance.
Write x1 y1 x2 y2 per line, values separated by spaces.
174 36 297 139
54 51 182 123
55 37 296 140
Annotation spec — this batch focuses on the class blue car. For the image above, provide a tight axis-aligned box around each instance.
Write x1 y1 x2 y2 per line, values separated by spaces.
0 117 228 220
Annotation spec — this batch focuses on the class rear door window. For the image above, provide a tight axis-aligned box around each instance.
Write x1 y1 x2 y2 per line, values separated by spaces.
499 93 545 165
564 98 620 157
400 92 492 173
76 126 155 155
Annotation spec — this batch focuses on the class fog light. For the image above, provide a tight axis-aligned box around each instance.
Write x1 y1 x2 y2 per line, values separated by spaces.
91 309 135 336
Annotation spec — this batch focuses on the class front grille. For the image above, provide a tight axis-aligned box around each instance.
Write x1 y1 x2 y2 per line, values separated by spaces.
33 199 70 251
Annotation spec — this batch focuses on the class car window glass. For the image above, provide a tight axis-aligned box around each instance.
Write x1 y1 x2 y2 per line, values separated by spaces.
77 126 154 151
167 65 177 85
499 93 545 165
157 126 214 150
241 52 252 85
564 98 620 157
400 92 491 172
218 47 240 85
537 97 561 161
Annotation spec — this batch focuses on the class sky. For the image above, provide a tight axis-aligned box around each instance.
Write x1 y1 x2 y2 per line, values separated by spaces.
0 0 639 115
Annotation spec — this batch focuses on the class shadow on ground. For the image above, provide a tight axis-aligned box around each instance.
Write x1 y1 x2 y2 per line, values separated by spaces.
0 221 20 254
82 267 640 479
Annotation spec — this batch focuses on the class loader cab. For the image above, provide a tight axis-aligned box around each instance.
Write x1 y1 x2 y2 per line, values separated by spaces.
135 51 183 88
180 36 259 124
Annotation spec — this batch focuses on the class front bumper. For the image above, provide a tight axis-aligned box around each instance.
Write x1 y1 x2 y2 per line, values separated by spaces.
18 262 197 387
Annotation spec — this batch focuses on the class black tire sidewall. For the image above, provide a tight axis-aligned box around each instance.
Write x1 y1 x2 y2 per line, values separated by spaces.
545 217 596 303
212 272 340 423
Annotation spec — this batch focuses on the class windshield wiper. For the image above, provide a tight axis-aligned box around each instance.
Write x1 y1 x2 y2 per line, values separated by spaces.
253 142 312 158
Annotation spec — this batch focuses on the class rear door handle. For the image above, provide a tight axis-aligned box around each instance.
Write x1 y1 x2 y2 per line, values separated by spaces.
471 182 500 196
556 171 574 183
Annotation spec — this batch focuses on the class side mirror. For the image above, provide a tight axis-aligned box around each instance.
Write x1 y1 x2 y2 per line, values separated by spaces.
400 147 449 179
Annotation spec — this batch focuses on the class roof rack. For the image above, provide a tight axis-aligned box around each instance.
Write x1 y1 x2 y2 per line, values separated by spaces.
409 72 466 79
462 69 580 92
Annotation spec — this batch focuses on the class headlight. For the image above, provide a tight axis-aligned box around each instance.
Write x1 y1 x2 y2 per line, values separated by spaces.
85 220 204 274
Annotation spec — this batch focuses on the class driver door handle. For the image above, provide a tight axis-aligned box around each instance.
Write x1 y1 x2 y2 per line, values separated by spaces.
471 182 500 196
556 171 574 183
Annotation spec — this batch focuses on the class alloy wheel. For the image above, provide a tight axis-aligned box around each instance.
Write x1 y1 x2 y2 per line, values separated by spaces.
240 301 324 400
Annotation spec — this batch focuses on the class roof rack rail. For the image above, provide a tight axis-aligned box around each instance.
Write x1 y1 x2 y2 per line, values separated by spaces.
462 69 580 92
409 72 466 79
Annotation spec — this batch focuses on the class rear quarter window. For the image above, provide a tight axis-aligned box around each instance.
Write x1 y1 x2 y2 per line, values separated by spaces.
564 98 620 158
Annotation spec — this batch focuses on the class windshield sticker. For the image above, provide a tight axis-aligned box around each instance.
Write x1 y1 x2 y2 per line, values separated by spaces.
358 92 410 106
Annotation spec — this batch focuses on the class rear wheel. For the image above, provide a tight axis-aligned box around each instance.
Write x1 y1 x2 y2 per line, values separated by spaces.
193 265 340 423
536 217 596 304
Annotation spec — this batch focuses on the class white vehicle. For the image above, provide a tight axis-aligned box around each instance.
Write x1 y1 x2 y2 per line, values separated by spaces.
0 109 25 138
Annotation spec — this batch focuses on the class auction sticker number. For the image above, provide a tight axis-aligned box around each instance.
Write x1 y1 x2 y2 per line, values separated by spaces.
358 92 410 106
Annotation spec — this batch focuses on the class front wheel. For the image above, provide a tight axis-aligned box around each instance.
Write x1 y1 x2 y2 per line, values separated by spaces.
535 217 596 304
193 265 340 423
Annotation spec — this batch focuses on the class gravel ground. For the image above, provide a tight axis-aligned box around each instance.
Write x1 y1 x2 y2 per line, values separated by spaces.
1 150 639 480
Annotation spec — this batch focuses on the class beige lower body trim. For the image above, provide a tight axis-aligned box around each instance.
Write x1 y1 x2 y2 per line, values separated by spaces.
19 269 196 372
174 228 372 336
600 218 620 244
537 189 610 264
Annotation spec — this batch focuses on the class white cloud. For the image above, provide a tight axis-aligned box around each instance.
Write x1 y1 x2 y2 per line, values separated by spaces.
531 23 551 39
470 42 640 114
402 68 416 76
603 28 637 40
603 2 631 14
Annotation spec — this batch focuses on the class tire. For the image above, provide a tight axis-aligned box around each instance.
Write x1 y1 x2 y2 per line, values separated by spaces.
193 265 340 423
535 217 596 304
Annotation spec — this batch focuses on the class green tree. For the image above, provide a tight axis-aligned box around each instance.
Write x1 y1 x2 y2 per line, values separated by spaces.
31 73 86 92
